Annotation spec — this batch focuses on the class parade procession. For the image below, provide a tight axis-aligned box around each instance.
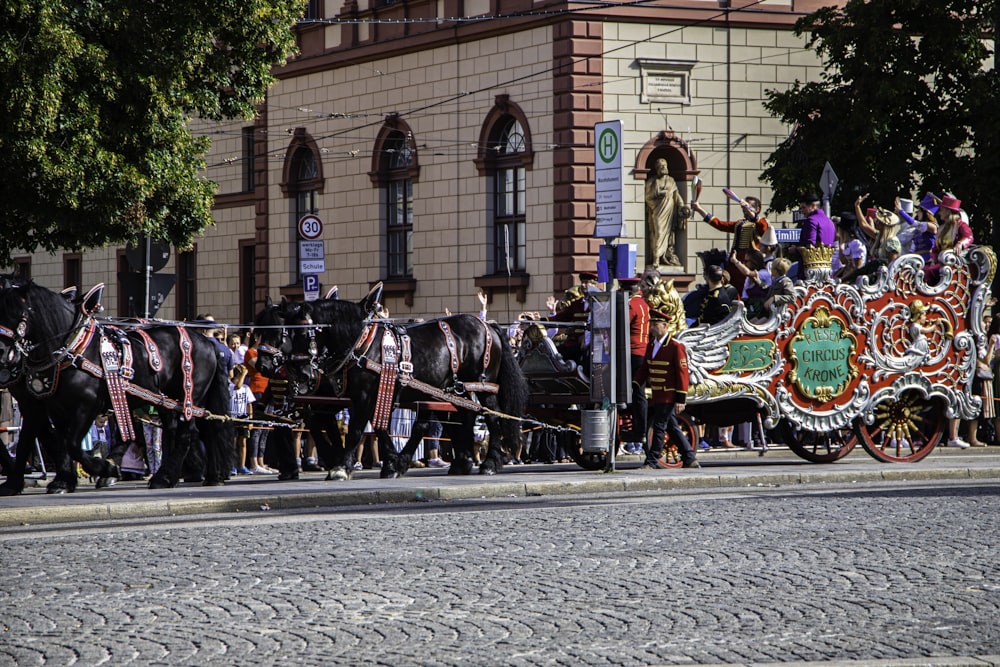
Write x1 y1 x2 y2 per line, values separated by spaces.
0 183 995 495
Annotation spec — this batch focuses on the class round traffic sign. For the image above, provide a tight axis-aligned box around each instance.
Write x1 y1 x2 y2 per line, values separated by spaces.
298 214 324 240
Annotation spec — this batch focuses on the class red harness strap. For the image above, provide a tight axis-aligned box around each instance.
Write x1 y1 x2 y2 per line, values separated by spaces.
135 329 163 372
177 326 195 421
477 318 493 370
438 321 460 374
100 335 136 442
371 328 398 430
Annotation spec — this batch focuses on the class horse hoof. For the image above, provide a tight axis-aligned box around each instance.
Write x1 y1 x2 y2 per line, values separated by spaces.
148 477 176 489
46 485 68 495
0 485 22 496
202 478 225 486
326 467 349 481
278 471 299 481
95 476 118 489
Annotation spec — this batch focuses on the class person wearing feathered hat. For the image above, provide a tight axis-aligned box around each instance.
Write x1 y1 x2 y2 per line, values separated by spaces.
894 194 939 262
618 276 649 454
924 193 974 284
632 309 699 468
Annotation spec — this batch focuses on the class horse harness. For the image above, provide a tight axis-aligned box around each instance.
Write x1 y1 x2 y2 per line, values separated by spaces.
7 314 203 439
351 318 500 430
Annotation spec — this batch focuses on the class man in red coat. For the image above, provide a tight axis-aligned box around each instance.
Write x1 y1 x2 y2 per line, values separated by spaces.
633 310 699 469
619 276 649 454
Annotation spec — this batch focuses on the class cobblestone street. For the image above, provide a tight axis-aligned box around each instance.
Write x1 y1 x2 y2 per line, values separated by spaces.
1 479 999 666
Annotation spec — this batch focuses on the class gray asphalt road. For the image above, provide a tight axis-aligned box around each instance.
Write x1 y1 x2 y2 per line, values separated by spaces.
1 478 999 666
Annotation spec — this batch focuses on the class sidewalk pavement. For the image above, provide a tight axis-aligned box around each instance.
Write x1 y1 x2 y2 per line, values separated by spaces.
2 447 999 528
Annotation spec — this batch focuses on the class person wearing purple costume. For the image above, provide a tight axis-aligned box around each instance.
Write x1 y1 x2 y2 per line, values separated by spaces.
797 192 835 246
895 193 938 262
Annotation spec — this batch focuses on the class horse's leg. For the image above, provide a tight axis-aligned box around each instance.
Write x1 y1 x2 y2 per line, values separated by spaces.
200 359 237 486
270 424 299 480
479 415 507 475
0 417 42 495
0 433 12 477
327 417 363 481
383 411 430 478
375 429 399 478
177 422 207 483
92 412 141 489
198 418 227 487
42 423 82 494
304 410 341 477
446 414 477 475
149 412 182 488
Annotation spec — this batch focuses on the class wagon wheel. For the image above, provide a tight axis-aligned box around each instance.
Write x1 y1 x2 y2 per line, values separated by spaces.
564 426 607 471
855 390 944 463
657 410 698 469
779 418 857 463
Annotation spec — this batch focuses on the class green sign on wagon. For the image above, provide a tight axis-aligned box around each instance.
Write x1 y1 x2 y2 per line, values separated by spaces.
720 340 775 373
788 306 858 402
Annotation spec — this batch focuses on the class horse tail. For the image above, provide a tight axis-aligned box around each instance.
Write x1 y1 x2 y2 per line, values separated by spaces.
491 323 528 451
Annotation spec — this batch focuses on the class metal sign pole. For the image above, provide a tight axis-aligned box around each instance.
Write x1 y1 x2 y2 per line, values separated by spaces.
143 236 151 319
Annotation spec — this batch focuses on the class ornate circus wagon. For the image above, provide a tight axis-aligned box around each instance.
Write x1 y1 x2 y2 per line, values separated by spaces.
518 245 997 468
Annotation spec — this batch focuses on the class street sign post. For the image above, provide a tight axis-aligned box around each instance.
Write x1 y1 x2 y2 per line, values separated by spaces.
594 120 625 239
303 274 320 301
820 162 838 216
299 240 326 274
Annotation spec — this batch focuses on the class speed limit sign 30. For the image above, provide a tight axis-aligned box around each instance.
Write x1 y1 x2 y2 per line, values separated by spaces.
298 214 324 240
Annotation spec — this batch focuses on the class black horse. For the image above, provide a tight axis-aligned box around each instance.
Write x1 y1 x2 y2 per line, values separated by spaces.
0 280 233 493
255 287 528 479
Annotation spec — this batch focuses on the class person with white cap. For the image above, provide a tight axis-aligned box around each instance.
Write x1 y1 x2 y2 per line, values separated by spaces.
831 211 867 281
759 225 780 263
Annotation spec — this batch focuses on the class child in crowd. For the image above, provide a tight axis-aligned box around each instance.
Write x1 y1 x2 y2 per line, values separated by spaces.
229 364 255 474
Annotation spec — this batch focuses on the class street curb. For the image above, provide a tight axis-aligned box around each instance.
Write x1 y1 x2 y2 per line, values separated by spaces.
2 465 999 528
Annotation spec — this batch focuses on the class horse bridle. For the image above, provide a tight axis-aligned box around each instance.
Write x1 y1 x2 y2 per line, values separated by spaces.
258 313 320 374
0 318 27 387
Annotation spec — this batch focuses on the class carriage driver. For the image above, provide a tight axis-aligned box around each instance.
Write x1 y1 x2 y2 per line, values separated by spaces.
545 271 601 368
633 310 699 469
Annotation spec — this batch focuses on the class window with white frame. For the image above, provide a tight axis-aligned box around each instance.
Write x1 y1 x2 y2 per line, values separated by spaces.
382 133 413 278
491 118 526 274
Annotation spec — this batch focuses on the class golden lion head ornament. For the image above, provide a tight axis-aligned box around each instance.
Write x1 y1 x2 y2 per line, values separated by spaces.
642 276 686 336
556 284 586 311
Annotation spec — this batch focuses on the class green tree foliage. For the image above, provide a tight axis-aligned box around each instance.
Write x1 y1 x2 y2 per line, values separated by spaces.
0 0 306 264
762 0 997 241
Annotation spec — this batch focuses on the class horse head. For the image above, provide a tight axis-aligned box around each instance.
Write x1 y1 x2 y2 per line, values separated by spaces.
275 299 322 395
0 281 37 387
253 296 293 379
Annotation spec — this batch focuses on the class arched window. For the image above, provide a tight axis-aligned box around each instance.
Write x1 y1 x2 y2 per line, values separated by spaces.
488 116 527 274
370 118 420 294
382 132 414 278
473 96 533 303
